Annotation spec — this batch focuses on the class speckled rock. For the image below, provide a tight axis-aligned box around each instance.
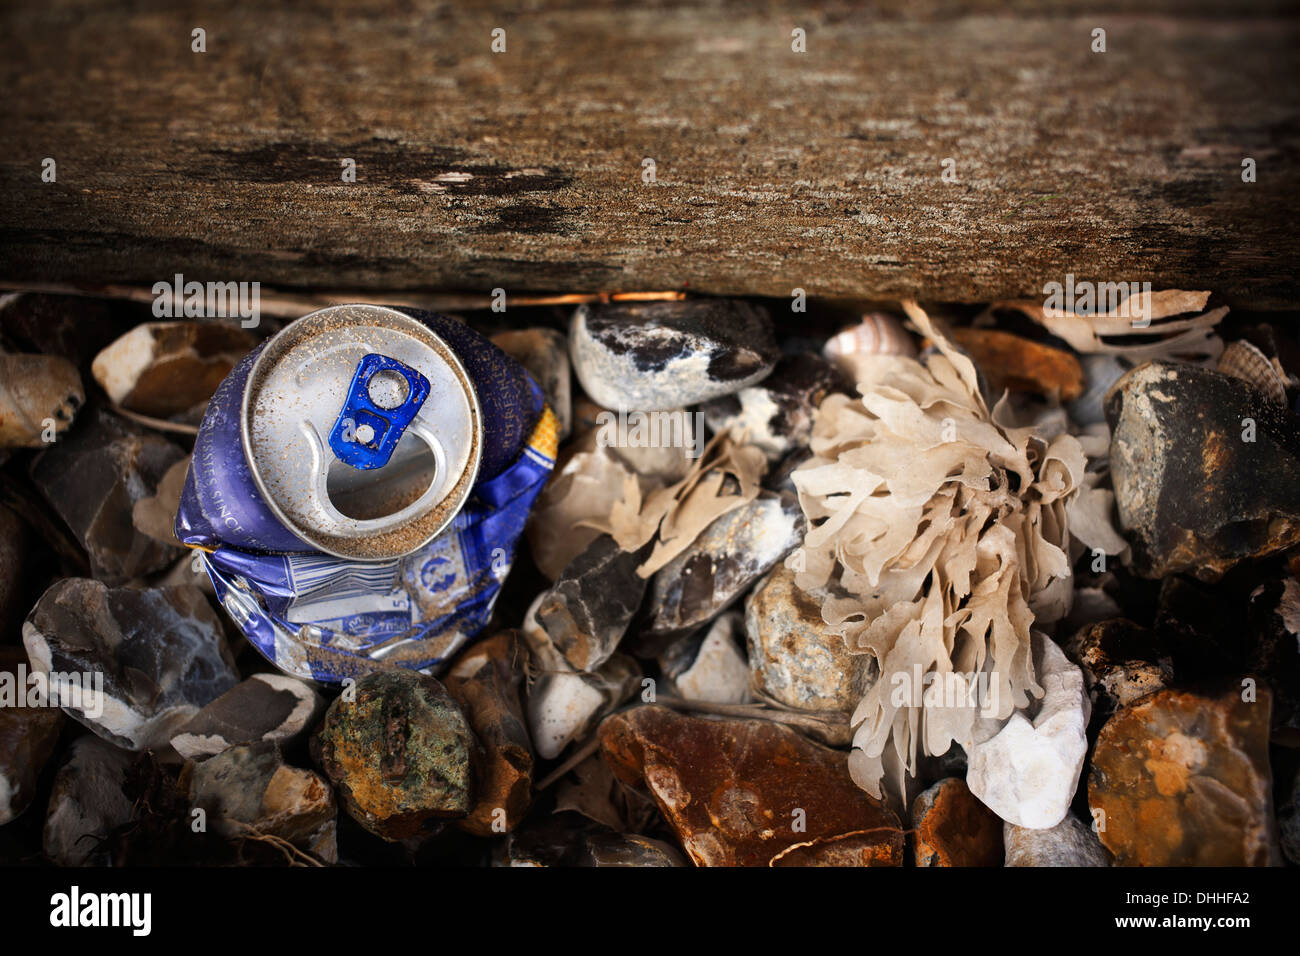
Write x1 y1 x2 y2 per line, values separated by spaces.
911 777 1003 867
0 650 65 825
92 321 254 419
966 633 1090 829
444 630 534 837
570 299 778 411
642 490 805 650
599 705 904 867
170 673 325 760
188 740 337 863
23 579 239 750
744 563 876 715
43 735 135 867
659 612 752 705
1089 687 1278 866
1107 361 1300 581
312 669 476 842
1004 814 1111 867
29 408 185 583
491 327 572 439
701 353 847 460
536 535 649 672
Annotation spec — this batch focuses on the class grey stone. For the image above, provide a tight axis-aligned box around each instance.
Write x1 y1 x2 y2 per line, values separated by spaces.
29 408 186 583
43 735 135 867
659 612 752 705
537 535 649 672
570 299 778 411
1004 814 1111 866
23 579 239 750
170 673 326 760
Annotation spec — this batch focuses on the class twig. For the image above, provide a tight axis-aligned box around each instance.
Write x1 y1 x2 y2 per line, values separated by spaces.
535 735 603 791
111 403 201 436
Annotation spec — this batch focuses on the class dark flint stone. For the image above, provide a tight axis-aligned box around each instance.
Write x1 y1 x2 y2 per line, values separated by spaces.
537 535 649 672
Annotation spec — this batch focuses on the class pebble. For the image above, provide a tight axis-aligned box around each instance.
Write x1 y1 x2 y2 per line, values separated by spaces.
1107 361 1300 580
1089 687 1278 865
658 612 752 705
491 327 573 439
965 633 1090 829
536 535 649 672
700 353 848 460
131 456 191 546
1004 814 1111 866
911 777 1003 867
29 408 185 583
744 563 876 715
170 673 325 760
0 352 83 447
91 321 255 418
569 299 778 410
188 740 338 864
494 812 686 867
43 735 135 866
641 490 804 650
1064 618 1174 725
521 594 641 760
443 630 535 837
947 327 1084 401
311 669 477 842
23 580 239 750
599 705 904 866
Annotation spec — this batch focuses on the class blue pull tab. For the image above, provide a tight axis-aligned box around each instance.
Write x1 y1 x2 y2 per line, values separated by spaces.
328 354 431 470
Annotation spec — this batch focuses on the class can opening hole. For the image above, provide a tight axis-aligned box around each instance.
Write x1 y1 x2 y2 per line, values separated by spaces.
368 369 410 410
325 433 437 520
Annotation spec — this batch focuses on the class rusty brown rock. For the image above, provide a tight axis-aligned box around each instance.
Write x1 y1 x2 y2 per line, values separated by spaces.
910 777 1003 867
443 631 534 838
1088 688 1278 866
598 705 903 867
947 327 1085 401
0 352 83 447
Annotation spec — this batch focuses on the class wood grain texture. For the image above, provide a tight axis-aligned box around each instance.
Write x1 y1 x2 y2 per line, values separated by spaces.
1 1 1297 304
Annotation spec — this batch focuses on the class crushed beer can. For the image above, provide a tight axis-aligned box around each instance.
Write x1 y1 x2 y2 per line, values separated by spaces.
175 304 558 683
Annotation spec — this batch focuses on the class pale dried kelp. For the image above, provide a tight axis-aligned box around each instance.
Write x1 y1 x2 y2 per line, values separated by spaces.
787 302 1088 801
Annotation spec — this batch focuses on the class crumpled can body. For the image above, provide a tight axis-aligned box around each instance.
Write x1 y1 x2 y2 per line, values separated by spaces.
175 308 557 683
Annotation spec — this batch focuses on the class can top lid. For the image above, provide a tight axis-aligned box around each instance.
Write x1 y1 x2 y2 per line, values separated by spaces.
242 305 482 561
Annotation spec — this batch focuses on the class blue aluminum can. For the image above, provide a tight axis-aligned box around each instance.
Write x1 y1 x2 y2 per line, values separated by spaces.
175 304 558 683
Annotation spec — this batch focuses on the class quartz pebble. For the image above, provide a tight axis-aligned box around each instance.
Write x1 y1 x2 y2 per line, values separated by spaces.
312 669 477 841
570 299 778 411
23 579 239 751
599 705 904 867
965 633 1090 829
170 673 325 760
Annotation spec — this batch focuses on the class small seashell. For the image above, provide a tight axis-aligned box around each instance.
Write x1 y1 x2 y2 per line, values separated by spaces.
1217 339 1287 406
823 312 915 382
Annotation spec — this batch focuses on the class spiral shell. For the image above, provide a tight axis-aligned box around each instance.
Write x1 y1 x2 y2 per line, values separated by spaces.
823 312 915 383
1217 339 1287 406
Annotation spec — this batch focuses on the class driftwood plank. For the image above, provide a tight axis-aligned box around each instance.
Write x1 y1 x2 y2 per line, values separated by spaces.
0 1 1297 305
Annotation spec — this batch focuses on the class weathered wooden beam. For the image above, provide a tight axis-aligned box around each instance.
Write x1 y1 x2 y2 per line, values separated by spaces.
1 1 1297 305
